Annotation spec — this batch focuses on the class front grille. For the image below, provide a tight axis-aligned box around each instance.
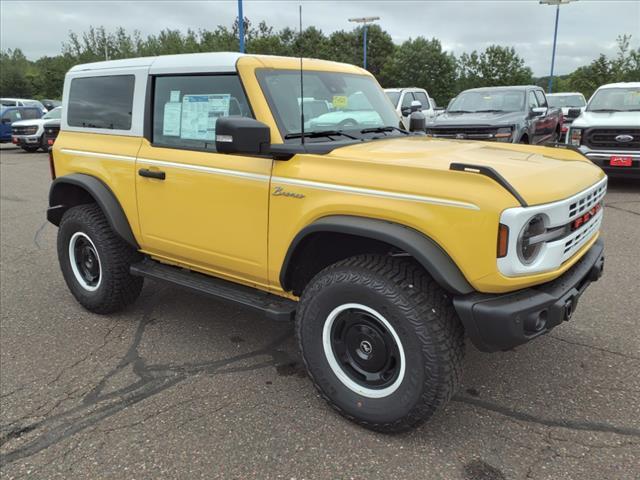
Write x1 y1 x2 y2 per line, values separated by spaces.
429 126 499 139
568 182 607 219
561 179 607 262
12 126 38 135
583 128 640 150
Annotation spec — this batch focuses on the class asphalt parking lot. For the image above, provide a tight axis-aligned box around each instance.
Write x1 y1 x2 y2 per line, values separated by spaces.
0 144 638 479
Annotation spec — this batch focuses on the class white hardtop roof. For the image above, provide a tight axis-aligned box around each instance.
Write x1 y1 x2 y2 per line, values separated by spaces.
597 82 640 89
547 92 585 96
68 52 245 74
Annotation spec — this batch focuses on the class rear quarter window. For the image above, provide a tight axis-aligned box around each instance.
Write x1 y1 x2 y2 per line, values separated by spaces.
67 75 135 130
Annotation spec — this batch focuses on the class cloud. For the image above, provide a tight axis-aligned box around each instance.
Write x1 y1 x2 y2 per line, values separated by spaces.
1 0 638 76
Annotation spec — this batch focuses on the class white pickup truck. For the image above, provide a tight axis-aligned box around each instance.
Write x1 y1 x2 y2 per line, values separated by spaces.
547 92 587 141
385 88 437 129
568 82 640 180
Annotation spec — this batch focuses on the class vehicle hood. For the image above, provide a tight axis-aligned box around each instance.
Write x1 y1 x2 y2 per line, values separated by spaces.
430 110 523 127
11 118 47 128
327 136 605 207
572 111 640 128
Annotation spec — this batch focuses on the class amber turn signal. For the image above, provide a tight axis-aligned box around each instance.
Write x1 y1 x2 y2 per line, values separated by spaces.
497 224 509 258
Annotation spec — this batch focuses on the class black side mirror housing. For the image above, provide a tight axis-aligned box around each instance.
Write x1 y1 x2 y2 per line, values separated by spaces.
215 117 271 155
567 108 582 118
1 118 11 124
409 111 426 133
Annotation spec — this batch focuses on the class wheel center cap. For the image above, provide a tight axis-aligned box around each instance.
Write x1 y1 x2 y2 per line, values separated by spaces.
359 340 373 356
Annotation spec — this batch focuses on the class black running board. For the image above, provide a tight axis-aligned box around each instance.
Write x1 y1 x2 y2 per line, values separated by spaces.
130 258 296 321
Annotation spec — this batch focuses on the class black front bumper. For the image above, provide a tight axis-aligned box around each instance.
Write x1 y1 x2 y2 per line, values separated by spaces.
453 238 604 352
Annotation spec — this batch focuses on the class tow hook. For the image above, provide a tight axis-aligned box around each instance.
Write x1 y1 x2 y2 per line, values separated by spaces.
564 299 575 321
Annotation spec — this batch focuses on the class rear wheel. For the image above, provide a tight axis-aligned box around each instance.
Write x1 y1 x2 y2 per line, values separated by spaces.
57 204 143 314
296 254 465 432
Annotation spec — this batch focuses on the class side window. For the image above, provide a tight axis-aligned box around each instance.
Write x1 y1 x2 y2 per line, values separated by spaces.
401 92 415 109
4 110 22 122
413 92 430 109
68 75 135 130
21 109 40 120
528 91 539 109
534 90 548 108
152 74 252 151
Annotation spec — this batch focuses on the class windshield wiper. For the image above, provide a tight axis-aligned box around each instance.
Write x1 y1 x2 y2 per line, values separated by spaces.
284 129 358 140
476 109 506 113
360 126 409 135
588 109 622 112
448 110 472 113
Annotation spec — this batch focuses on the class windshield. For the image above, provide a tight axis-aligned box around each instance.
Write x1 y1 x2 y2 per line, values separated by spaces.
448 90 524 113
43 107 61 119
587 87 640 112
547 95 586 108
257 69 400 139
385 91 400 107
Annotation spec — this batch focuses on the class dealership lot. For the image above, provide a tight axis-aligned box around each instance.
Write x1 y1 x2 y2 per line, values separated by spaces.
0 144 638 479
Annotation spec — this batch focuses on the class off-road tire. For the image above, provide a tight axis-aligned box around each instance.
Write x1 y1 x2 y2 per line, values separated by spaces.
57 204 143 314
296 254 465 433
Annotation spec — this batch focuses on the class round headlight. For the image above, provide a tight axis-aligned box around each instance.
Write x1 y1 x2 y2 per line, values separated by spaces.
517 214 546 265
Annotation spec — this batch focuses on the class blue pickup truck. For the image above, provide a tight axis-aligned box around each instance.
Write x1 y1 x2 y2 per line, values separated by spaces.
0 106 42 143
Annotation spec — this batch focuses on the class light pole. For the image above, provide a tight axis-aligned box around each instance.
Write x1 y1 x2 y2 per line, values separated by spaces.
348 16 380 70
238 0 245 53
540 0 576 94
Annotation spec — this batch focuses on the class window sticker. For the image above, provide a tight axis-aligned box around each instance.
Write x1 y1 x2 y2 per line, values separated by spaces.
162 102 182 136
332 95 348 109
170 90 181 103
180 94 231 141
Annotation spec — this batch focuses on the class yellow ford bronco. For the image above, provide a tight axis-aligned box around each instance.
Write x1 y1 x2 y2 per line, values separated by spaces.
48 53 606 432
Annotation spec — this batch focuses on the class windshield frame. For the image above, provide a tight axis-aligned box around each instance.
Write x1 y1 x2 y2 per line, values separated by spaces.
255 68 401 142
587 86 640 112
448 89 526 113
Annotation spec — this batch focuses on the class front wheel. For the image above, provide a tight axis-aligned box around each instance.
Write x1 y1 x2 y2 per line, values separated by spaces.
296 255 465 432
57 204 143 314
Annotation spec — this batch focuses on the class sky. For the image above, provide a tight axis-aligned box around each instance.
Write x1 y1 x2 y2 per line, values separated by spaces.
1 0 639 76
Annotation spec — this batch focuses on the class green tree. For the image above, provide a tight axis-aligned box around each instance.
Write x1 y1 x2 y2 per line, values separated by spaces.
457 45 533 92
381 37 457 105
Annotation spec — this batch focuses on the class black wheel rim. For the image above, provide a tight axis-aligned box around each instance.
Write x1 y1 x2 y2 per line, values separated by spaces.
330 308 402 390
73 236 100 287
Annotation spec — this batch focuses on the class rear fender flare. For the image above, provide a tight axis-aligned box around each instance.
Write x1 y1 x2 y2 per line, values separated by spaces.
47 173 138 248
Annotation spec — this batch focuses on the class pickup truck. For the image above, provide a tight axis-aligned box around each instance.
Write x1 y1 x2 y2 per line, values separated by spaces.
385 88 437 129
547 92 587 142
568 82 640 179
426 86 563 144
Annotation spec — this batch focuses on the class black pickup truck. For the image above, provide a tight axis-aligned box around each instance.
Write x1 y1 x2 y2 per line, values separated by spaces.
426 86 563 144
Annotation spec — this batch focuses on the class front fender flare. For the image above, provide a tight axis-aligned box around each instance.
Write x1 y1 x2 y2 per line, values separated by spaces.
47 173 138 248
280 215 474 295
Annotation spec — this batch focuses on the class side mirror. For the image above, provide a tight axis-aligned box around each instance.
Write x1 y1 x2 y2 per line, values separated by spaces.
531 107 547 117
1 118 11 124
567 108 582 118
215 117 271 155
410 100 422 113
409 111 426 133
401 107 411 116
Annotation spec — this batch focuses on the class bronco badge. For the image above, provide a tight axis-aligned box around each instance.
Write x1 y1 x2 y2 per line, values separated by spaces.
272 186 305 199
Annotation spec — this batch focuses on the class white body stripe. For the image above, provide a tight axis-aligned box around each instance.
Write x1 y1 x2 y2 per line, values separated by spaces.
272 176 480 210
136 158 270 182
60 149 136 162
59 149 478 209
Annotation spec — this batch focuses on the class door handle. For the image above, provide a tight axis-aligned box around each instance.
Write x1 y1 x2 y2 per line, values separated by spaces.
138 168 165 180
